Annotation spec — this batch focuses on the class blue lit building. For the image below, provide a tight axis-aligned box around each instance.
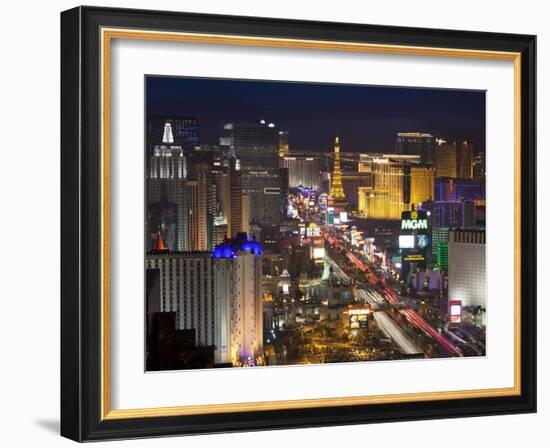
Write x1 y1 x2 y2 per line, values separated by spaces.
434 178 485 202
212 232 264 258
146 232 264 366
213 233 264 366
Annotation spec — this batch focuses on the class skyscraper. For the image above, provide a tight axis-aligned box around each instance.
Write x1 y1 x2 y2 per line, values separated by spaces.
229 160 244 238
184 180 201 250
395 132 435 165
434 139 457 178
146 122 188 251
279 166 289 216
211 157 244 240
431 226 450 271
146 251 216 351
434 178 486 202
410 165 435 205
147 116 199 155
278 130 290 157
473 152 486 179
448 229 486 308
457 140 474 179
213 235 264 365
328 136 348 209
211 159 231 229
419 200 476 228
242 193 250 235
220 121 281 225
183 157 217 251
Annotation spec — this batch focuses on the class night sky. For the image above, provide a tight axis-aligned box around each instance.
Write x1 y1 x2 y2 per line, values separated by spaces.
146 76 486 154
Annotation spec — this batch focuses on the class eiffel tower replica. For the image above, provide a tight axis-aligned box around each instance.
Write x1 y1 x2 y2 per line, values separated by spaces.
328 136 348 211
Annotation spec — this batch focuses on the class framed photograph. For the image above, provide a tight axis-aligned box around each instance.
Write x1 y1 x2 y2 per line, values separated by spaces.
60 6 536 441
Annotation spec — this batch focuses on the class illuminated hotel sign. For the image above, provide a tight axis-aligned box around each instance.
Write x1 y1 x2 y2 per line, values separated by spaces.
346 309 370 330
306 223 321 238
401 219 428 230
400 210 429 270
401 210 428 230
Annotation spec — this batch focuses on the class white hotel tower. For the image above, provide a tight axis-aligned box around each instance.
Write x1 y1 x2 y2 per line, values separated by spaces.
448 229 486 308
214 241 263 365
146 233 264 366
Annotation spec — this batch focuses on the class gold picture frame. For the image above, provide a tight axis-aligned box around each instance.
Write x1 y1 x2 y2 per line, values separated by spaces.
61 6 536 441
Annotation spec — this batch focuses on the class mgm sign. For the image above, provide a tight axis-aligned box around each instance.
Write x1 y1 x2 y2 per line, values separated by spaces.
401 210 428 231
400 210 430 272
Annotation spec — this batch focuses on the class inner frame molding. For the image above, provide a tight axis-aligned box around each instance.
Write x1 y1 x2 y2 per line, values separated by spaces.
99 27 522 421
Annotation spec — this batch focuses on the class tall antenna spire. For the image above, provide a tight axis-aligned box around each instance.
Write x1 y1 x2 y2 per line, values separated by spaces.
162 122 174 144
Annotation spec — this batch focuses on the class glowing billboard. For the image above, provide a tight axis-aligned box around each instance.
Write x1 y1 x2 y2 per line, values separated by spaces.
306 223 321 237
313 247 326 259
399 235 415 249
449 300 462 323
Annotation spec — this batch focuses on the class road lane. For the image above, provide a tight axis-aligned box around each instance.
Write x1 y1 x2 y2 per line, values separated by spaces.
373 311 423 356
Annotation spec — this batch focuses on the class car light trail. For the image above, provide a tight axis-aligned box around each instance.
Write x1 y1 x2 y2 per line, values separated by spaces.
373 311 423 356
383 288 463 357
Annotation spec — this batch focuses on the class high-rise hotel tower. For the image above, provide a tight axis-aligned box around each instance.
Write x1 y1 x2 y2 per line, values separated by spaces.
220 121 281 226
146 122 188 251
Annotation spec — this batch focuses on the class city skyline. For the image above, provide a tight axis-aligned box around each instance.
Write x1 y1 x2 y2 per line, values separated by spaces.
146 76 486 154
144 76 486 371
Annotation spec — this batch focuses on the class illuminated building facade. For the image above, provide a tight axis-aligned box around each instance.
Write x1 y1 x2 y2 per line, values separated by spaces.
357 154 373 173
184 178 209 251
220 121 281 225
278 130 289 157
448 229 486 308
213 235 264 365
341 171 373 208
146 234 264 366
434 139 475 180
434 178 486 202
282 156 321 189
419 200 476 228
145 252 217 354
457 140 474 179
434 140 457 178
242 193 250 235
211 160 231 229
229 161 244 238
434 242 449 271
456 179 485 201
147 116 199 154
328 136 348 209
211 158 245 239
279 166 289 214
410 166 435 205
146 122 188 251
395 132 435 165
431 226 449 254
473 152 486 179
357 156 434 220
431 227 450 270
434 177 456 201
